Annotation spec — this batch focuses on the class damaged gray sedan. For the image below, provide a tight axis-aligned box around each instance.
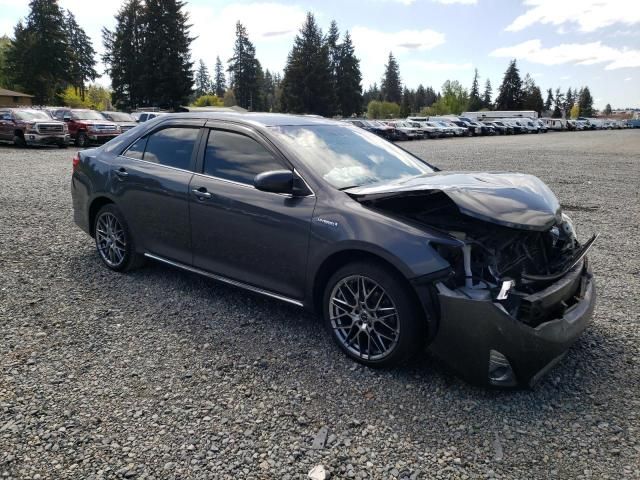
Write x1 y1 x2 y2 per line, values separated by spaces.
71 113 596 387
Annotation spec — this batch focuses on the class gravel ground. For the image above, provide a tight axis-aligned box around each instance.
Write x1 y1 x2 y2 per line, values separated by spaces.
1 130 639 479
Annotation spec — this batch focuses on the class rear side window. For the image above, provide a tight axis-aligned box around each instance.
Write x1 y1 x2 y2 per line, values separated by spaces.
203 130 284 184
131 127 199 170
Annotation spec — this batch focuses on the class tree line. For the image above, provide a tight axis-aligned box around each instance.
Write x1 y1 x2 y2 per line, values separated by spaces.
0 0 599 118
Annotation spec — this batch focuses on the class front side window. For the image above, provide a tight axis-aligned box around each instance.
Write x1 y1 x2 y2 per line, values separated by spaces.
203 130 284 184
270 124 434 190
126 127 198 170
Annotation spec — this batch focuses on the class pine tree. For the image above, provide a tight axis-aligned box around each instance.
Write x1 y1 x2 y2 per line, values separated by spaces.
102 0 145 109
213 56 226 98
424 86 437 107
335 30 362 116
553 88 564 118
280 12 335 116
604 103 612 115
64 10 97 101
413 85 426 113
482 79 492 109
362 83 381 110
544 88 554 112
227 22 260 110
564 87 574 114
5 0 69 104
578 86 594 117
141 0 194 109
521 75 544 116
400 87 412 117
325 20 340 112
381 52 402 104
495 59 523 110
468 68 483 111
0 35 11 88
194 59 212 97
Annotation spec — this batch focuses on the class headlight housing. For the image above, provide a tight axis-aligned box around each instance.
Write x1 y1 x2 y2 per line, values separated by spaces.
561 213 576 239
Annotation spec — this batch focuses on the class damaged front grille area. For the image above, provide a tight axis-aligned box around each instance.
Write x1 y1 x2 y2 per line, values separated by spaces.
364 191 595 327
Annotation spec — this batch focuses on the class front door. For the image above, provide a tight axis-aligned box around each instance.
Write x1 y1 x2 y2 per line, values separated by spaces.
110 121 204 264
189 125 316 300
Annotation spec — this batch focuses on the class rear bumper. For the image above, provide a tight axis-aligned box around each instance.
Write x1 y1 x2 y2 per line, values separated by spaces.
426 259 595 387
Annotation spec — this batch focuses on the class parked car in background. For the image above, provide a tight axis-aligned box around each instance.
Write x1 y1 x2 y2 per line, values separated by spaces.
435 121 465 137
0 108 69 148
343 119 396 140
100 111 138 133
535 119 548 133
386 120 424 140
407 121 440 139
484 121 511 135
50 108 120 147
136 112 168 123
71 112 597 387
543 118 566 131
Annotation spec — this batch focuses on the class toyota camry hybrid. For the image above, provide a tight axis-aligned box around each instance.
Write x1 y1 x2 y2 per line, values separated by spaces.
71 112 597 387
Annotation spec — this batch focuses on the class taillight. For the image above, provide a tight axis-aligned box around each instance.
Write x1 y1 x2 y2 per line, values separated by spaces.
72 152 80 170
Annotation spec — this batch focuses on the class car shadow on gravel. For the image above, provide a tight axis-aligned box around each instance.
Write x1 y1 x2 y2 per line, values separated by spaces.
66 249 617 411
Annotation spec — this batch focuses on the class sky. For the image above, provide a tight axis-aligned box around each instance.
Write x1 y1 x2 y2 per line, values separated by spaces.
1 0 639 109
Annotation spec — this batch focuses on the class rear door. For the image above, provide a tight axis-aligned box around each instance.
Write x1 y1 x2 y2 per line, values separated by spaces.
188 123 316 300
110 119 204 264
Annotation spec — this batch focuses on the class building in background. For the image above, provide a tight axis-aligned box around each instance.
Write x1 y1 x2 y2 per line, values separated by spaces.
0 88 33 107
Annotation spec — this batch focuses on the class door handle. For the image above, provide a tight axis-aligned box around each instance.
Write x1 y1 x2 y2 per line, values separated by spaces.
114 167 128 177
192 187 212 199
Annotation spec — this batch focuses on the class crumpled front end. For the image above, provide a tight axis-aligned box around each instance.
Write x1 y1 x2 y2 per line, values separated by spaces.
356 186 598 387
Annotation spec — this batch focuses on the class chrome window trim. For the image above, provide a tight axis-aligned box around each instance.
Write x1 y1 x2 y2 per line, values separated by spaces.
117 154 196 175
144 253 304 307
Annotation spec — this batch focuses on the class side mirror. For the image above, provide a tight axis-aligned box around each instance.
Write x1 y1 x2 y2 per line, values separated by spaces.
254 170 294 194
254 170 311 196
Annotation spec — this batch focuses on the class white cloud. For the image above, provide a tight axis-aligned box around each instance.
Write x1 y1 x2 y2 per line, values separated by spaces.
624 77 633 81
189 2 307 75
559 75 571 80
351 26 446 86
406 60 473 71
507 0 640 33
389 0 477 4
490 39 640 70
351 26 445 55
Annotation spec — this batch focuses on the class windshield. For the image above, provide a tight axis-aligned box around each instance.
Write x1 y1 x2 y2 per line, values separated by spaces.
14 110 50 121
72 110 105 120
270 124 434 190
103 112 134 122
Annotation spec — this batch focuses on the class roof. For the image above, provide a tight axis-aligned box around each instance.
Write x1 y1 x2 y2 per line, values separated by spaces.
161 111 339 127
0 88 34 98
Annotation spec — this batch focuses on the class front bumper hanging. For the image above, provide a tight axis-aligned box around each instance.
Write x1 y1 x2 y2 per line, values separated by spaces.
428 258 596 387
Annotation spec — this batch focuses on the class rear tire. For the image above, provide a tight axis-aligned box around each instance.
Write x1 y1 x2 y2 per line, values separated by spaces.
94 204 144 272
323 261 427 367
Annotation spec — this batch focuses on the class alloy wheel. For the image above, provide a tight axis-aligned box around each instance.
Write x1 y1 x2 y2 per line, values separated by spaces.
329 275 400 361
95 212 127 267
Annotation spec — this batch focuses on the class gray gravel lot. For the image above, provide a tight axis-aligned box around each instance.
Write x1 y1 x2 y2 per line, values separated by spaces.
1 130 639 479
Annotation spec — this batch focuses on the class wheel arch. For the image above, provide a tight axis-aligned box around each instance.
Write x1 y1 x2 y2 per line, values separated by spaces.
88 196 115 237
311 249 425 320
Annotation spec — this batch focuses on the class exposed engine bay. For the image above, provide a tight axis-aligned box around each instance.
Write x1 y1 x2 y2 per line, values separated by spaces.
358 191 597 327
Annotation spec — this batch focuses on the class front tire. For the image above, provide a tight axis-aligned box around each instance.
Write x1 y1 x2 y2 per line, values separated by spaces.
323 262 427 367
76 132 89 148
94 204 143 272
13 134 26 147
